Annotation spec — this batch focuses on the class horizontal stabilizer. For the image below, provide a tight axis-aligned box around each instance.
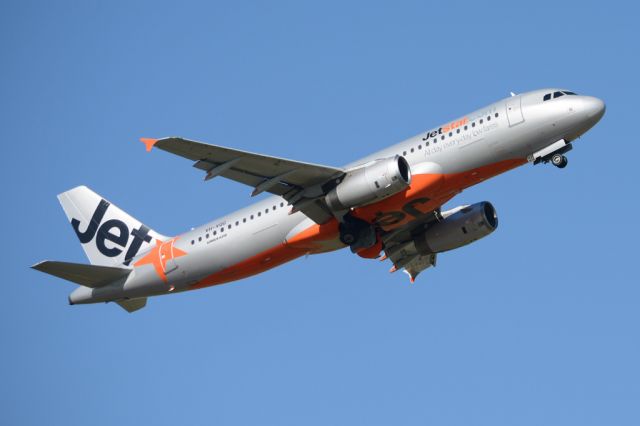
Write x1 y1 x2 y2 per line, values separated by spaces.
116 298 147 313
32 260 131 288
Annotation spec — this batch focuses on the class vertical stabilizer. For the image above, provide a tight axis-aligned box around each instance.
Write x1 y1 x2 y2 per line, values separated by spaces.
58 186 167 267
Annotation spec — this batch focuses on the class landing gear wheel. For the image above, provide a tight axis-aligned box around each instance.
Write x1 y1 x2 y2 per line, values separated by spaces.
340 232 356 245
551 154 568 169
339 215 375 249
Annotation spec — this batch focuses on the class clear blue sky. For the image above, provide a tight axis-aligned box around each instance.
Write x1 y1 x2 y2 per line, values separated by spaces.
2 1 638 425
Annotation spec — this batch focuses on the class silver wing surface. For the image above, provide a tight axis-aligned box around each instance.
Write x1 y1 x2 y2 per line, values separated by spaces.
143 137 344 223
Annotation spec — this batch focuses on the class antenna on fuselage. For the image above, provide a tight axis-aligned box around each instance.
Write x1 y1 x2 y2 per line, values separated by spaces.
510 91 517 97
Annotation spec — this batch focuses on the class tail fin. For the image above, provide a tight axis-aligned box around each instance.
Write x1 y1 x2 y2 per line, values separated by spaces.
58 186 167 267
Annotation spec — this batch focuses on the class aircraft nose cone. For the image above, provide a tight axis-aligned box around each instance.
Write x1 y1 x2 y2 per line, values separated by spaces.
583 96 606 121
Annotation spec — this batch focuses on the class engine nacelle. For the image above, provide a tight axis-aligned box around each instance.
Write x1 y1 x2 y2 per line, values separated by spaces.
325 156 411 211
414 202 498 254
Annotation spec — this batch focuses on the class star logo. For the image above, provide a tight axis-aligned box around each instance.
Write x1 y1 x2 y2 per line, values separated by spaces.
134 237 187 283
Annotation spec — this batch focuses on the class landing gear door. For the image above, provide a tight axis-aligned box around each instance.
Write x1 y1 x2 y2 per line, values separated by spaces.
506 97 525 126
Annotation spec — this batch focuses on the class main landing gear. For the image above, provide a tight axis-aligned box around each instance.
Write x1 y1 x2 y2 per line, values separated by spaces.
339 214 377 252
550 153 568 169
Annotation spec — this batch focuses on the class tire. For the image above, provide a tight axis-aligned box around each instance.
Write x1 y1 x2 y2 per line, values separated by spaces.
557 156 568 168
340 233 356 245
551 153 564 167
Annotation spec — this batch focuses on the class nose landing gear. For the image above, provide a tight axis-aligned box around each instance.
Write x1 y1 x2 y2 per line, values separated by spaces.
551 153 568 169
530 139 572 169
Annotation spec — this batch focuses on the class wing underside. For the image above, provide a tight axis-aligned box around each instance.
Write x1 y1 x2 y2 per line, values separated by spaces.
380 209 441 282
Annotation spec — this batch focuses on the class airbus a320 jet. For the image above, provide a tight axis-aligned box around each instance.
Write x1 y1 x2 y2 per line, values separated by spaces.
33 89 605 312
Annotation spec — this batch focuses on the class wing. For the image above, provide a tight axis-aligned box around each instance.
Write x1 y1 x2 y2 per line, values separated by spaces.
142 137 344 224
380 209 441 283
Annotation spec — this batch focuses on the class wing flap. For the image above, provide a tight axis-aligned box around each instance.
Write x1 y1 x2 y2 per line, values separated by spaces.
32 261 131 288
380 208 441 282
402 253 437 283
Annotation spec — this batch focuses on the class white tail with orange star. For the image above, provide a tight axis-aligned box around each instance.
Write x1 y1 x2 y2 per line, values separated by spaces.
57 186 168 267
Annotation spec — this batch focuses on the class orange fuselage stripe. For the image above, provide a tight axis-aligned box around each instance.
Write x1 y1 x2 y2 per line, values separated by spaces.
190 158 526 289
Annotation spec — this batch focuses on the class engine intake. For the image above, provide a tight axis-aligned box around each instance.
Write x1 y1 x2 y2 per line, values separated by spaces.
326 156 411 211
414 202 498 254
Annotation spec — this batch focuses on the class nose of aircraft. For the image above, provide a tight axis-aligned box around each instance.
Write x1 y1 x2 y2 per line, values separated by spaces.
583 96 606 121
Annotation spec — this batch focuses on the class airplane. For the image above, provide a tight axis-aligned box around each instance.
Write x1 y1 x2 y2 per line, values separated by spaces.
32 88 605 312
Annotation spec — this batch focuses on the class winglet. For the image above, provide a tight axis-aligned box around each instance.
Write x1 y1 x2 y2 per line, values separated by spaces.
140 138 159 152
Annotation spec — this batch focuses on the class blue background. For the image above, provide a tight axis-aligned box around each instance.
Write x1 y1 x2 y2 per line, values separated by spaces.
2 1 638 425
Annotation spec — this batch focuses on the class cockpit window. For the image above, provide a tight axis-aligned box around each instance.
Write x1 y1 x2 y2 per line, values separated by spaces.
544 91 578 102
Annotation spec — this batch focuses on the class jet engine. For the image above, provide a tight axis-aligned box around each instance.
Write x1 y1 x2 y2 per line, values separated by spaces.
414 202 498 254
325 156 411 211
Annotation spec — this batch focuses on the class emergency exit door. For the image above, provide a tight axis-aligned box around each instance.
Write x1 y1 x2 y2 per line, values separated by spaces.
506 97 525 126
